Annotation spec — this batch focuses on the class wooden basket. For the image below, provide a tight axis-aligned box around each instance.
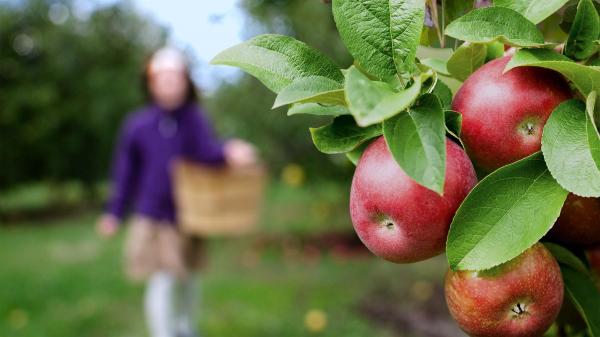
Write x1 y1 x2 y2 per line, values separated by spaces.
173 160 267 237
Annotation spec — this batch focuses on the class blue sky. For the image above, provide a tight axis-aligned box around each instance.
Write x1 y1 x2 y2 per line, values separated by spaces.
99 0 246 90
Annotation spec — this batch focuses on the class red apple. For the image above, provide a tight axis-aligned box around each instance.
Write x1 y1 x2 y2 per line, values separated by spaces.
445 243 564 337
452 55 572 172
549 194 600 247
349 136 477 263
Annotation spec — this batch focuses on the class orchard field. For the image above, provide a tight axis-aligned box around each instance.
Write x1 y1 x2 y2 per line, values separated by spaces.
0 182 464 337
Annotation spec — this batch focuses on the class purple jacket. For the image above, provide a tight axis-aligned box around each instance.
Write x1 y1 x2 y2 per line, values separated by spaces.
106 103 225 224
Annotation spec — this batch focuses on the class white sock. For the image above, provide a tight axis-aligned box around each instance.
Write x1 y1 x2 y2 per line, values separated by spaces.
176 273 200 336
145 271 177 337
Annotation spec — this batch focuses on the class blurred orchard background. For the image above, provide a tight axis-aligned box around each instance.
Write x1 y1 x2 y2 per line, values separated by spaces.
0 0 462 336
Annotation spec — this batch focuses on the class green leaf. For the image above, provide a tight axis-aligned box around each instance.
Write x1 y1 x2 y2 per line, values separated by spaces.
447 153 568 271
309 115 382 154
507 49 600 103
346 140 373 165
561 3 580 33
565 0 600 60
421 75 438 97
445 110 462 137
445 0 473 24
589 58 600 66
447 43 487 81
431 80 453 110
383 94 446 194
287 103 350 117
345 66 422 127
561 266 600 336
590 91 600 133
587 91 598 131
211 34 343 93
544 242 588 274
485 41 505 61
445 111 465 148
586 92 600 171
493 0 570 24
332 0 425 79
445 7 546 47
420 58 450 76
541 100 600 197
587 117 600 173
273 76 345 108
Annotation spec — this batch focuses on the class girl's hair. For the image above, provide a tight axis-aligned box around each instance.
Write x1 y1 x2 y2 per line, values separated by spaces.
140 48 199 104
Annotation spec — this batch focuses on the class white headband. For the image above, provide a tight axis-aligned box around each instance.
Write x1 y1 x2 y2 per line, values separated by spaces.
149 47 187 74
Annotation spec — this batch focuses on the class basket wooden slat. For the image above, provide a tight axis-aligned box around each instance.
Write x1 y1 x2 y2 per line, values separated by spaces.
173 160 267 236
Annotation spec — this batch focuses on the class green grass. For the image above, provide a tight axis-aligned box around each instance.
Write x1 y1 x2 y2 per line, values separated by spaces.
260 180 353 235
0 182 451 337
0 181 106 214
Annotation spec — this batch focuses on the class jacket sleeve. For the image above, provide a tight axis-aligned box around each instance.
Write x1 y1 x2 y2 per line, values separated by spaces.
105 119 140 220
182 108 226 165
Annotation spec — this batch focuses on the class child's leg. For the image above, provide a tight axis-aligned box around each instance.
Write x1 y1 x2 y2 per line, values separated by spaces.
145 271 177 337
176 272 200 337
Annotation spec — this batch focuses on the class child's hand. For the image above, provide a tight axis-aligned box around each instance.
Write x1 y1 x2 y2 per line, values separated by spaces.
96 214 119 238
224 139 258 168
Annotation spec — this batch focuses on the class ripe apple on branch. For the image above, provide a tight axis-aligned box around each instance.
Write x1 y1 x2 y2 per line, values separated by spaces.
211 0 600 336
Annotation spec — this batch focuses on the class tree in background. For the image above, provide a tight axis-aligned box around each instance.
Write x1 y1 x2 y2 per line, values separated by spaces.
0 0 353 197
0 0 165 193
205 0 354 180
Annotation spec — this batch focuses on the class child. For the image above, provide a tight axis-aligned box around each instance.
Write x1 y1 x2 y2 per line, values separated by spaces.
97 47 255 337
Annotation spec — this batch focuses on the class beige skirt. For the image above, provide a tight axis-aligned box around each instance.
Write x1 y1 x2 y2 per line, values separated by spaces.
124 216 205 281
